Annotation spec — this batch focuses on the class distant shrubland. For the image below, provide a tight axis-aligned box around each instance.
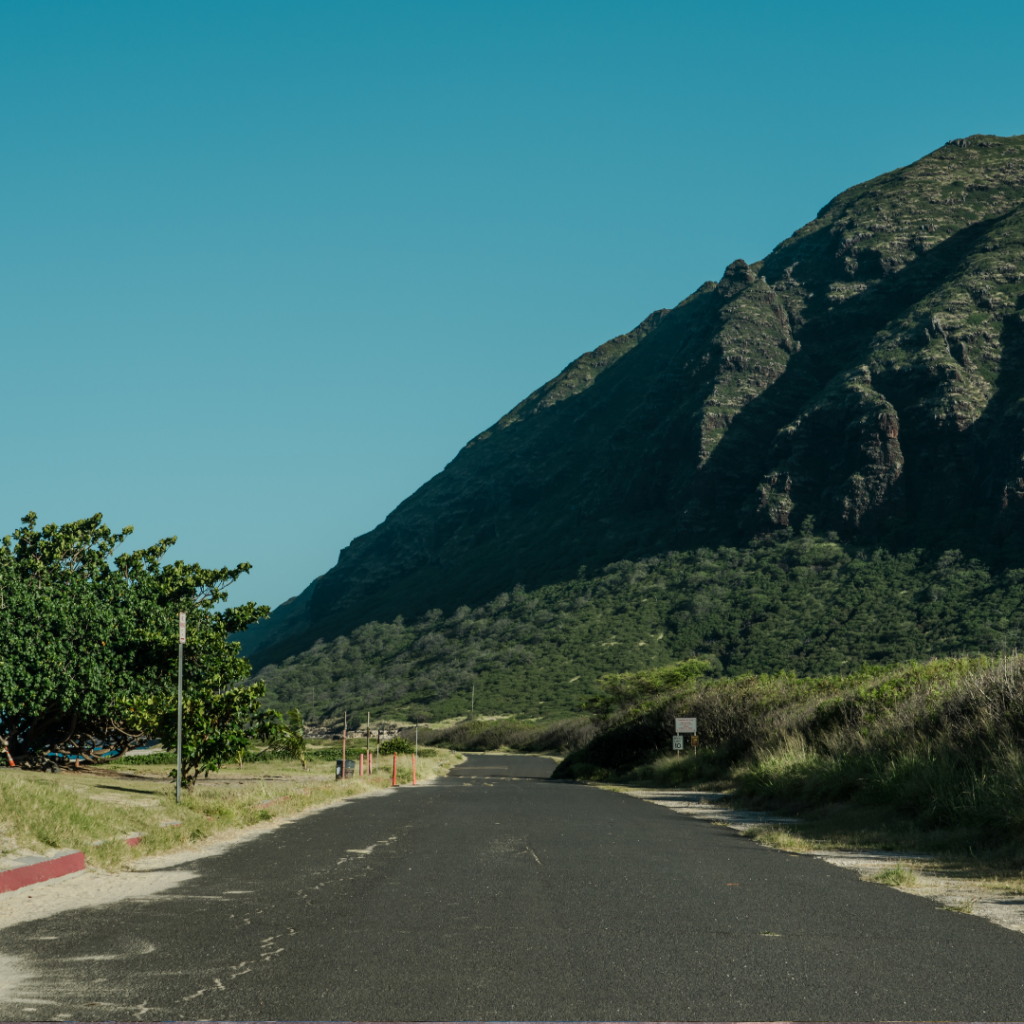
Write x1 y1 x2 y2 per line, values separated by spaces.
417 717 597 755
253 531 1024 725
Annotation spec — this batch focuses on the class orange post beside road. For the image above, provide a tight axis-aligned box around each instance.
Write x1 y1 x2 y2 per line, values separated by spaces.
359 753 364 777
412 755 417 785
392 752 397 786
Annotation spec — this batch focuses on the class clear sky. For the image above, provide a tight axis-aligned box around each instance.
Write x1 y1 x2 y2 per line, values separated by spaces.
2 1 1021 613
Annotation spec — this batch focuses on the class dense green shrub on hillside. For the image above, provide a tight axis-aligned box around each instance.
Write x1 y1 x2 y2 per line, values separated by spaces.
557 653 1024 854
254 531 1024 725
379 737 414 755
424 716 597 754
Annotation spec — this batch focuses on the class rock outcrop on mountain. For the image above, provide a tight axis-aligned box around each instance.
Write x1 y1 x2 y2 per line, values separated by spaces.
244 134 1024 667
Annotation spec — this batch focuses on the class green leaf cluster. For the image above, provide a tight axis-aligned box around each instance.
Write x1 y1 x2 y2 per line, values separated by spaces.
264 707 307 769
0 512 274 785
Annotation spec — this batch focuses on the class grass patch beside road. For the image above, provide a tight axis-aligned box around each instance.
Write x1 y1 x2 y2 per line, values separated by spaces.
559 654 1024 874
0 749 458 872
870 863 919 887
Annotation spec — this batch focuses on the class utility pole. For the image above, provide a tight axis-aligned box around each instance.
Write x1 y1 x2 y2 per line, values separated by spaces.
176 612 185 805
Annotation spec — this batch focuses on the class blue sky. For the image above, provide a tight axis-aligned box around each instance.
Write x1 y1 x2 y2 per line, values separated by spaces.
2 1 1021 613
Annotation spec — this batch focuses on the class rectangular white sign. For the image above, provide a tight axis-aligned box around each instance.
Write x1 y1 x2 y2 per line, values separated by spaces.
675 717 697 733
672 735 686 750
178 612 186 644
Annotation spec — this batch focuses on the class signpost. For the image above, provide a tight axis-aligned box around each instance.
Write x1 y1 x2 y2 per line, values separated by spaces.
176 612 185 805
675 717 697 758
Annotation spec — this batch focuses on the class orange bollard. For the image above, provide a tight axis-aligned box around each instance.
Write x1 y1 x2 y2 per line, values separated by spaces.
392 752 397 786
412 755 417 785
359 752 364 777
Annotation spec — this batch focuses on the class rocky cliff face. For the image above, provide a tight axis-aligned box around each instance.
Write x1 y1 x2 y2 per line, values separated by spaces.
245 134 1024 666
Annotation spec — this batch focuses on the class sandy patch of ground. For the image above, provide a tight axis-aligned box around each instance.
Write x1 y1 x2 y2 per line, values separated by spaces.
605 785 1024 936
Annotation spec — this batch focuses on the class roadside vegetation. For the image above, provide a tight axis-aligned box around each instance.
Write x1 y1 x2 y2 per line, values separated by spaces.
419 716 597 755
0 512 276 784
555 653 1024 866
0 746 458 872
252 531 1024 725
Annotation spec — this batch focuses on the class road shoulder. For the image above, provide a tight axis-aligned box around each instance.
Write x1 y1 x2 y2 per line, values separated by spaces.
597 782 1024 936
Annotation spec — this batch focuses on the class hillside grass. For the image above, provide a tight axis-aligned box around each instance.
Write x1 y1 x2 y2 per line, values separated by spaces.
0 748 458 872
558 654 1024 867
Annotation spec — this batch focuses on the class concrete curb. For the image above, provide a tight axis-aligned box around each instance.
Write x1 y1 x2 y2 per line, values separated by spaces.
0 849 86 894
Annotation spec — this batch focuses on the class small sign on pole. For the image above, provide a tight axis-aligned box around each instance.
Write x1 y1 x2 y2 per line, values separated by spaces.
675 717 697 734
178 612 187 644
672 736 686 751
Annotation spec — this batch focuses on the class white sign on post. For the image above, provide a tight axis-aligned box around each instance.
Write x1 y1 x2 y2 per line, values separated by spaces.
672 735 686 750
675 717 697 734
179 612 186 644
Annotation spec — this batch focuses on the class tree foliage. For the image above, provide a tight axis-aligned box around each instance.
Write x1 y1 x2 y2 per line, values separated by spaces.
0 512 273 782
254 531 1024 724
265 706 307 770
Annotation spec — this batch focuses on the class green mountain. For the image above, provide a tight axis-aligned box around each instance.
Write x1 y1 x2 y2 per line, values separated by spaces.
244 134 1024 721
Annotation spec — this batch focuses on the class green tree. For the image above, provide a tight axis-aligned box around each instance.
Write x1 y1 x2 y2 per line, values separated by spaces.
266 707 307 769
0 512 273 784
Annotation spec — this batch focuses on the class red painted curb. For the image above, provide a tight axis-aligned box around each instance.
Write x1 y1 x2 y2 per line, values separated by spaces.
0 850 86 894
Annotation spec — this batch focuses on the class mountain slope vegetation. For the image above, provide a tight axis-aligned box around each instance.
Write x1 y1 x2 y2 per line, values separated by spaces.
245 134 1024 720
256 531 1024 724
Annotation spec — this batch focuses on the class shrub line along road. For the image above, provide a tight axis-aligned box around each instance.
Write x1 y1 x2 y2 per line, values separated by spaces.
1 753 1022 1021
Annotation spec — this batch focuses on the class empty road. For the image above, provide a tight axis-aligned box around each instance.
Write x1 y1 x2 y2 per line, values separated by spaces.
2 753 1023 1021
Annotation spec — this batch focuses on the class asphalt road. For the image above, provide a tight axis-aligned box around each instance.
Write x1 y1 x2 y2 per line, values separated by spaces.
2 753 1024 1021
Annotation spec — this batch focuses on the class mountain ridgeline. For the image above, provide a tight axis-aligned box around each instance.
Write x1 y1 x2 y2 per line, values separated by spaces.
244 134 1024 721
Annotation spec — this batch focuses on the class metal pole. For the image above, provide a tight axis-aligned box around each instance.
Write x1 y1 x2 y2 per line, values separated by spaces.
341 709 347 782
176 635 183 805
